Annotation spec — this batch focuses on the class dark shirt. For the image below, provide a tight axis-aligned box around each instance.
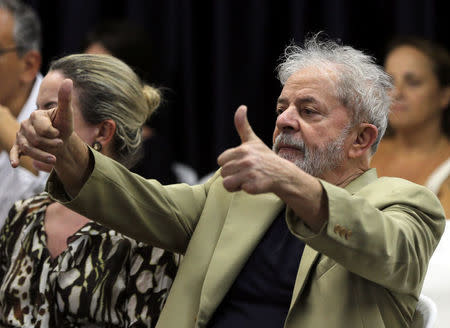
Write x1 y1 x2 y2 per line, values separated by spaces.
208 208 305 328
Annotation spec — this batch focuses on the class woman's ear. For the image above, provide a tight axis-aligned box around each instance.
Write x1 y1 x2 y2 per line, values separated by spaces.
95 119 116 147
348 123 378 159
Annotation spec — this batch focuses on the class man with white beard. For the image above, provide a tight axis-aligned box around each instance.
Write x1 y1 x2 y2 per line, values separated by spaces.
272 124 349 178
11 35 445 328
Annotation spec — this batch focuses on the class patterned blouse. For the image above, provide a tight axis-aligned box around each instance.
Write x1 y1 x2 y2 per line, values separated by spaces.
0 193 181 327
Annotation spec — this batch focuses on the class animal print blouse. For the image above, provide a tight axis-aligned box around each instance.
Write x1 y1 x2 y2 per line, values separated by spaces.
0 193 181 327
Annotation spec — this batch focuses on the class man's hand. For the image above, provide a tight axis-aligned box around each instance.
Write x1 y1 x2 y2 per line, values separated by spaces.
0 105 19 152
10 79 90 197
218 105 328 232
10 79 74 168
217 105 296 195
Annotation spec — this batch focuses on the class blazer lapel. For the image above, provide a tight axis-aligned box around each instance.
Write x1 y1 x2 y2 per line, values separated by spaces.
197 191 283 323
289 245 319 309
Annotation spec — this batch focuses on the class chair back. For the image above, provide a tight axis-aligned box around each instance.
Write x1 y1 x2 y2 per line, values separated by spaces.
411 294 437 328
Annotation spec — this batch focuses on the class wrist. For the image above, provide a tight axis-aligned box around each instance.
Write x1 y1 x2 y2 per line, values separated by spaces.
54 133 92 197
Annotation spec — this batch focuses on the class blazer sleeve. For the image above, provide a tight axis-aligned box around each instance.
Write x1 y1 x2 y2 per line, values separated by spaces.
285 177 446 293
47 149 220 254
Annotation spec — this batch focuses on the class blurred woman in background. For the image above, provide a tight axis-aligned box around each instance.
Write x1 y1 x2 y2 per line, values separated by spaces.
371 36 450 327
371 37 450 215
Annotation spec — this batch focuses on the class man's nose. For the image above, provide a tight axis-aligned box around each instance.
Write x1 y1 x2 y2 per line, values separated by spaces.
276 107 300 132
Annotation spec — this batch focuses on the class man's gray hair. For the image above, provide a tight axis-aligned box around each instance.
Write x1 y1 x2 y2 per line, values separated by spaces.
0 0 41 56
277 34 392 153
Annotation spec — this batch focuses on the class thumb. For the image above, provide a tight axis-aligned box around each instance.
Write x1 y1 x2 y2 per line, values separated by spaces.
52 79 74 136
234 105 258 143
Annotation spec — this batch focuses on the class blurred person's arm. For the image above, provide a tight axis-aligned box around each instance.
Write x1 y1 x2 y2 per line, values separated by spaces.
0 105 38 175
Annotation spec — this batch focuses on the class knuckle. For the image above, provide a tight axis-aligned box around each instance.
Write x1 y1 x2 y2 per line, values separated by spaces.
43 125 54 136
240 158 253 168
28 135 40 147
29 111 40 121
240 144 250 153
242 182 257 194
22 143 32 153
223 180 233 192
247 171 257 180
220 167 229 177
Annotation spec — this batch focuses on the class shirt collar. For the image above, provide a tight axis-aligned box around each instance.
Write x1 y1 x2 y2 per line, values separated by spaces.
17 73 43 123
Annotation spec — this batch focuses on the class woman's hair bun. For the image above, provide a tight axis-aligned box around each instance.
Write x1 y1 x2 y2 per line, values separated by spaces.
142 84 161 117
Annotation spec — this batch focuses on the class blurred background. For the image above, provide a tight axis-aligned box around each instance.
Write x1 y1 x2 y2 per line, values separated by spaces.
24 0 449 177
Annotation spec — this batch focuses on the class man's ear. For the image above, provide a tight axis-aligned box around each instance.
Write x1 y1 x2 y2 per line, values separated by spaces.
348 123 378 159
20 50 42 84
95 119 117 147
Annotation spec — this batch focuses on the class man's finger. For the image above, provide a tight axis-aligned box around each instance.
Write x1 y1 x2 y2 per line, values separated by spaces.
53 79 73 130
31 109 60 138
217 146 244 167
10 144 20 167
234 105 258 143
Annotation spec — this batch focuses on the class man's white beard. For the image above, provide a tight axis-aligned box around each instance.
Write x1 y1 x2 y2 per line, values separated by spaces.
273 130 347 178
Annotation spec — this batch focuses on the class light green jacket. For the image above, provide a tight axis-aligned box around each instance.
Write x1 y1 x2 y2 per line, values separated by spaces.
47 150 445 328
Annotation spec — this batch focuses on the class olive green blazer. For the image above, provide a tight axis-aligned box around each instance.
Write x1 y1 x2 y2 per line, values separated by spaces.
47 150 445 328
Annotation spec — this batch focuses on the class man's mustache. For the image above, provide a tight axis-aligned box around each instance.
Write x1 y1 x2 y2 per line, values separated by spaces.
273 133 305 153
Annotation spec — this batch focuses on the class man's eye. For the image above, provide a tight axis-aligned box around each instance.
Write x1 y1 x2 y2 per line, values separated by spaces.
303 108 316 115
276 108 284 116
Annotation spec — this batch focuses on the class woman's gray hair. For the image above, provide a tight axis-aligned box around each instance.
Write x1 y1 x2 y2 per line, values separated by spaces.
50 54 161 168
0 0 42 56
277 34 392 154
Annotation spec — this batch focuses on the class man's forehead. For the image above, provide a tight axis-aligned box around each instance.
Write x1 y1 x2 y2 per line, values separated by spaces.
0 9 14 44
280 67 338 99
287 65 338 85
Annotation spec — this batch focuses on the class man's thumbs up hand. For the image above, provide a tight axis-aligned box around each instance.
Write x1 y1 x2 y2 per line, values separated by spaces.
52 79 74 140
10 79 76 167
234 105 258 144
218 105 290 195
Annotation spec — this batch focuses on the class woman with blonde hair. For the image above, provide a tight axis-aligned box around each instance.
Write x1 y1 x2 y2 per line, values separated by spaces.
0 54 180 327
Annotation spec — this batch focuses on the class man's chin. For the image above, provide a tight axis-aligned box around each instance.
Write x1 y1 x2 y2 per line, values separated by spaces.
277 149 304 163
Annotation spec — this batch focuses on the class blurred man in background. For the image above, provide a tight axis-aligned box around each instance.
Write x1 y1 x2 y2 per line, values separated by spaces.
0 0 45 225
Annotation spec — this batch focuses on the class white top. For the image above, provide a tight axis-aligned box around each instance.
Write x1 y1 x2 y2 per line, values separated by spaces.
421 220 450 328
0 74 48 227
425 158 450 195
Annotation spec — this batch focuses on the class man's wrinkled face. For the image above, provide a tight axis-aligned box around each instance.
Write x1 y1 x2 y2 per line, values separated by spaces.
273 126 349 177
272 67 352 178
0 9 23 108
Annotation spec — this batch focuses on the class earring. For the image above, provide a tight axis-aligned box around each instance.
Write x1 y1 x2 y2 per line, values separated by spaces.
92 141 102 152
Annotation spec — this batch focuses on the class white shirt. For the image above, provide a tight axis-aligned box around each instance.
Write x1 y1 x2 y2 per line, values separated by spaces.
0 74 49 227
421 220 450 327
